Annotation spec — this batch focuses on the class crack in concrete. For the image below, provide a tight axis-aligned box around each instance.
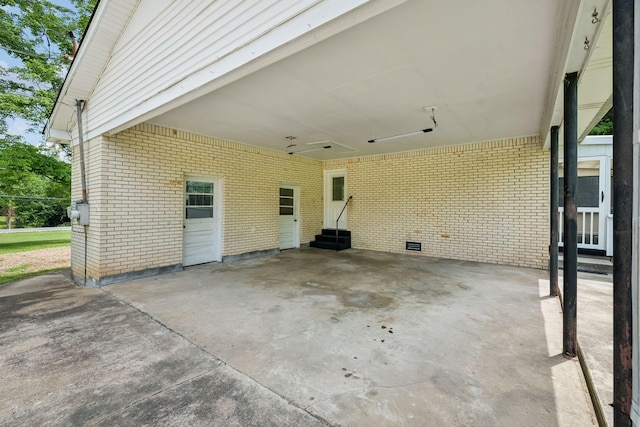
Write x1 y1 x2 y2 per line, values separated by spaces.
103 288 223 362
103 288 335 427
88 367 220 426
373 379 434 389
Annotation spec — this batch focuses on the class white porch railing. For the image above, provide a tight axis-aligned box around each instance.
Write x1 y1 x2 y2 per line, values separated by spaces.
558 207 601 249
606 214 613 256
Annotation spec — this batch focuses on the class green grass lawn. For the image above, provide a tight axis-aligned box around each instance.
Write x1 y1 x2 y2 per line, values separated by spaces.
0 230 71 255
0 230 71 285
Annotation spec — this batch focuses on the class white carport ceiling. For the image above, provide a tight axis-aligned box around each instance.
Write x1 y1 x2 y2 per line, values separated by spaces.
150 0 563 160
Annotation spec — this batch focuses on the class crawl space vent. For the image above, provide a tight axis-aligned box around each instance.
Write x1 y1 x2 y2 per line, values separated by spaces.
406 242 422 251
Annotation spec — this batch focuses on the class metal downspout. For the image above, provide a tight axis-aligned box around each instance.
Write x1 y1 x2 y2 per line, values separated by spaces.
550 125 560 297
612 0 634 424
75 100 88 287
563 72 578 358
76 100 87 202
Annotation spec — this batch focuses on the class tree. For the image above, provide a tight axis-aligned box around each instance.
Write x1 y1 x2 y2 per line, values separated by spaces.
0 0 94 227
0 138 71 227
0 143 71 228
589 108 613 135
0 0 97 136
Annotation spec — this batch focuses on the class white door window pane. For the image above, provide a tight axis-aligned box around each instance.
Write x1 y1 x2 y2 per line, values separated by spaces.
332 176 344 201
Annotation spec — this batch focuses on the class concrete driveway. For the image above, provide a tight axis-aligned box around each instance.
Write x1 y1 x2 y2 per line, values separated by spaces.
0 249 596 426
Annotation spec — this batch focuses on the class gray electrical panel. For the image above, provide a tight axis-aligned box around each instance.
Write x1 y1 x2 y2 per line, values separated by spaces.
77 203 89 225
69 201 90 225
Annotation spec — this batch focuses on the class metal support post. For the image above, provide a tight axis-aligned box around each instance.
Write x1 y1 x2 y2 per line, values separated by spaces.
563 72 578 358
612 0 634 424
550 125 560 297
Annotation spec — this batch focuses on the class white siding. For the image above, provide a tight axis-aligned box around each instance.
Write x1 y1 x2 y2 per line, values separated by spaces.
82 0 394 139
47 0 138 139
117 0 174 44
66 1 135 99
88 0 319 133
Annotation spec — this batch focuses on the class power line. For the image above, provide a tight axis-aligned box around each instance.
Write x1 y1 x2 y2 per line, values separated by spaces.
0 195 69 201
1 46 49 60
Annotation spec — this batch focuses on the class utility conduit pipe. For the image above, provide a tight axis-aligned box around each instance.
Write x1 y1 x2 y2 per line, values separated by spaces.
75 99 87 202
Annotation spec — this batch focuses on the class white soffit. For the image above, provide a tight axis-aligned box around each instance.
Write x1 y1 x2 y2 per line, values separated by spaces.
578 7 613 142
542 0 612 149
150 0 563 160
45 0 139 142
98 0 407 139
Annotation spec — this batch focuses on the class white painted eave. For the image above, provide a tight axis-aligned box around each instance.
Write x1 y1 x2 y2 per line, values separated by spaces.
148 0 564 159
46 128 73 144
44 0 139 143
48 0 614 160
97 0 406 140
541 0 612 149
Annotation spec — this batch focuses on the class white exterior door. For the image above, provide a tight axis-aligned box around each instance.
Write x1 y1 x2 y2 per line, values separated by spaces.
559 157 609 251
183 175 222 266
279 185 299 249
324 169 347 229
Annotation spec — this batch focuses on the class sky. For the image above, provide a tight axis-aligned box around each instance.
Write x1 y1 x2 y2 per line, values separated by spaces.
1 0 75 146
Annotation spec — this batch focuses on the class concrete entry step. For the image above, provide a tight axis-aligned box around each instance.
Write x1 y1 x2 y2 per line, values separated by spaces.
320 228 351 237
310 229 352 250
559 255 613 275
313 234 351 244
309 240 350 251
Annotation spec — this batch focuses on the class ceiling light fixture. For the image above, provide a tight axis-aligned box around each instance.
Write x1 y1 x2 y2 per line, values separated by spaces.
368 107 438 143
368 128 433 143
285 137 332 155
287 145 332 155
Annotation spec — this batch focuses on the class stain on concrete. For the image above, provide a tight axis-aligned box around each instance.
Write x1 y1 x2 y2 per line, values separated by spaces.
0 275 328 427
299 280 397 309
95 367 325 427
340 292 394 309
101 248 594 427
267 304 282 313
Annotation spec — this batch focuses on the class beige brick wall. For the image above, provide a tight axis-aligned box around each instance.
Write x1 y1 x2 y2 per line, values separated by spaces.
322 137 549 268
71 124 323 283
71 128 548 284
70 135 107 283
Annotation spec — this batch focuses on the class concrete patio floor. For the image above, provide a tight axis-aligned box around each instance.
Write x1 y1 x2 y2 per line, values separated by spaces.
567 271 614 426
0 248 597 426
0 273 323 426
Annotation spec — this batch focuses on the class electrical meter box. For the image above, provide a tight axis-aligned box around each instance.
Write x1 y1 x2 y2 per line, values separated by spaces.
77 203 90 225
69 201 90 225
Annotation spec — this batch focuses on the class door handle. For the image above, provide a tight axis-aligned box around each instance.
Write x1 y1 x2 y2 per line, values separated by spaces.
601 191 604 203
